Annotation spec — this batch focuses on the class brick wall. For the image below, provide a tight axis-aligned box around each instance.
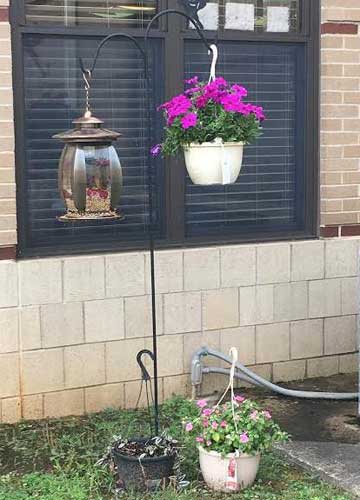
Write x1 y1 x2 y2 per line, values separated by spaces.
0 0 16 251
0 240 358 423
321 0 360 235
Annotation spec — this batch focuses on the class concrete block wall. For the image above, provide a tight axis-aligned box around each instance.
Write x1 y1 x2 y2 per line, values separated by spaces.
0 239 358 423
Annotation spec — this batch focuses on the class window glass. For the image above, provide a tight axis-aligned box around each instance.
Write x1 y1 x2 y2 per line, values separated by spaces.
25 0 157 28
190 0 299 32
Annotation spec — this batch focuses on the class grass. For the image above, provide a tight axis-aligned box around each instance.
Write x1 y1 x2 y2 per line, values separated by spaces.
0 397 352 500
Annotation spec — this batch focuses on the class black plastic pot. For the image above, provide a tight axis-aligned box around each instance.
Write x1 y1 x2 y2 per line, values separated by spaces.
112 438 176 492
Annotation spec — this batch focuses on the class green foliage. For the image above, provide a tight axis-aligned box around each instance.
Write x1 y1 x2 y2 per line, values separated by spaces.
162 102 262 157
0 396 351 500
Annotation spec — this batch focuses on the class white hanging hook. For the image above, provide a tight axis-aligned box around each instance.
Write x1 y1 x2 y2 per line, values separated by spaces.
208 44 218 83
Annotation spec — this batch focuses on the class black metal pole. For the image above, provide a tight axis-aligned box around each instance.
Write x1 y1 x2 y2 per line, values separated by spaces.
79 10 212 436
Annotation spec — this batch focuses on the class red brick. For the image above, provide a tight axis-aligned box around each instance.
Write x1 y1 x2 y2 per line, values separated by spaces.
0 7 8 22
321 23 358 35
0 245 16 260
341 225 360 236
320 226 339 238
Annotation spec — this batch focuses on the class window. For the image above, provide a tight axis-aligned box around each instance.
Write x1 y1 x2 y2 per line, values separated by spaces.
11 0 319 257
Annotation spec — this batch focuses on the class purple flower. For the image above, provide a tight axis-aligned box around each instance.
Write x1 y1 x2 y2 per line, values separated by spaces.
150 144 162 157
196 436 204 443
203 419 209 428
202 408 213 417
240 432 249 444
231 84 248 98
195 94 209 109
234 395 245 403
185 422 193 432
213 77 228 87
181 113 197 129
211 421 219 430
185 76 199 86
197 399 208 408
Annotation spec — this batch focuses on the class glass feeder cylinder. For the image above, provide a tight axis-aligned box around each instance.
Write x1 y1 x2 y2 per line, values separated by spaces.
53 113 123 221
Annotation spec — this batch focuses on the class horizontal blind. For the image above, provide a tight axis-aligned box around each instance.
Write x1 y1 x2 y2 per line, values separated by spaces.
25 0 157 28
23 35 163 251
184 40 305 237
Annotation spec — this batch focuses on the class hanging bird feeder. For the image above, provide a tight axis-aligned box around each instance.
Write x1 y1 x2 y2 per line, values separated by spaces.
53 71 123 221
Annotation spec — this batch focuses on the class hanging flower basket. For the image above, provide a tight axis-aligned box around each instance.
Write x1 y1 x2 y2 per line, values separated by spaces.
152 76 265 186
183 349 288 493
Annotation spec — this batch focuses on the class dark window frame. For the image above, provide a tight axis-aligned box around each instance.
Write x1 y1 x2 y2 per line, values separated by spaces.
10 0 320 258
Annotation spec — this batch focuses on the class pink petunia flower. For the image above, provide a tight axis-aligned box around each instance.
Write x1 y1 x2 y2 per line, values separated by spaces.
211 421 218 430
220 421 227 428
231 84 248 98
150 144 162 156
181 113 197 129
206 440 212 446
240 432 249 444
196 436 204 443
234 395 246 403
202 419 209 428
250 410 258 421
197 399 207 408
185 422 193 432
185 76 199 86
263 410 272 420
202 408 213 417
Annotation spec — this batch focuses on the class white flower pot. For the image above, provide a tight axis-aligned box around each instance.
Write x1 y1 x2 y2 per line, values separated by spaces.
199 446 260 493
183 140 244 186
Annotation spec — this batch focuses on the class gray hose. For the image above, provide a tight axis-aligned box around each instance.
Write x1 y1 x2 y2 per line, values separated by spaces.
192 346 358 400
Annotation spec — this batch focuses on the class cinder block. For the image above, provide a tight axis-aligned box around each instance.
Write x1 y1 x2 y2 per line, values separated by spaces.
290 319 323 359
236 364 272 388
183 330 220 373
291 241 324 281
325 239 358 278
220 326 256 365
20 306 41 351
85 383 124 413
124 295 162 338
239 285 273 326
64 257 105 302
220 245 256 287
256 323 290 364
163 374 190 400
0 353 19 397
145 250 183 293
22 349 64 395
184 248 220 291
202 288 239 330
1 397 21 424
164 292 201 334
324 315 357 355
44 389 84 418
85 298 124 343
273 360 306 383
64 343 105 389
41 302 84 348
308 279 341 318
274 282 308 322
339 353 358 374
307 356 339 378
106 338 145 383
0 308 18 353
19 260 62 306
256 243 290 284
106 253 145 298
0 261 17 307
341 277 357 315
22 394 43 420
124 378 164 409
148 334 184 377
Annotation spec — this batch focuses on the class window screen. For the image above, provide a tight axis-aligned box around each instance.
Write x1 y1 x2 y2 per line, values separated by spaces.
25 0 157 28
184 40 305 237
22 35 164 251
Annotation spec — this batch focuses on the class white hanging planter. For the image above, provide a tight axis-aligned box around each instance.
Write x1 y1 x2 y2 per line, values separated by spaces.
199 446 260 492
183 139 244 186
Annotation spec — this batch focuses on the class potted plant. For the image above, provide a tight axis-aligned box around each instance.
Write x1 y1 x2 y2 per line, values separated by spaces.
98 433 178 492
151 76 265 185
184 396 288 492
